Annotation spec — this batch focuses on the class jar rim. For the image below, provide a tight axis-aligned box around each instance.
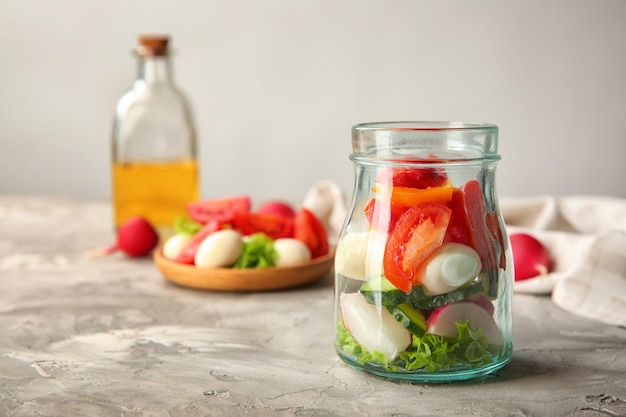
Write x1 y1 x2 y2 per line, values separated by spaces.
349 155 501 169
351 121 500 161
353 121 498 132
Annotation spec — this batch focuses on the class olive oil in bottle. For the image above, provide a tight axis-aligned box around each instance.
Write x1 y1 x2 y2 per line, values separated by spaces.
111 35 199 233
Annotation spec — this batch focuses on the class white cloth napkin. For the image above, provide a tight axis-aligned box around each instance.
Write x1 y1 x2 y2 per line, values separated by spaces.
501 195 626 327
303 182 626 327
302 180 348 247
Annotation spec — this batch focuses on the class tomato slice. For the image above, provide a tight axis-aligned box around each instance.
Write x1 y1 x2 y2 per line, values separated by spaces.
233 212 294 240
383 203 451 293
364 198 408 232
187 195 251 225
175 220 221 265
294 208 329 258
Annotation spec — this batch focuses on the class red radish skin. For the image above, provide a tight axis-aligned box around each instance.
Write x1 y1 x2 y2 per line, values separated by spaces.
103 217 159 257
257 201 297 219
466 294 495 316
509 233 551 281
427 301 503 345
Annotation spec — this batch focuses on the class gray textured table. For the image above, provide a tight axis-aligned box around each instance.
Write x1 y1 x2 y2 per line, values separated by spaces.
1 197 625 417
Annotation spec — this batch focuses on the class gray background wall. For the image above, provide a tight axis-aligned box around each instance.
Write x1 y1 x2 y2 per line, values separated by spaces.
1 0 625 203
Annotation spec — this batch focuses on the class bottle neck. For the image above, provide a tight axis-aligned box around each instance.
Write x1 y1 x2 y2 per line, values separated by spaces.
136 55 173 83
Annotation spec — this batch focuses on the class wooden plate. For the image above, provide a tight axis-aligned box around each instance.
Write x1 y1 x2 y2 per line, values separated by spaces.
153 247 335 292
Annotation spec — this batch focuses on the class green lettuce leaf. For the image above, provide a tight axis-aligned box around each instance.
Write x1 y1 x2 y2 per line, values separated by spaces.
173 216 202 236
234 233 277 269
336 319 499 372
336 320 395 369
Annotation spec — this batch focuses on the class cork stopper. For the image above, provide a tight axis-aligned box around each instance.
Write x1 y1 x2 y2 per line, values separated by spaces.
137 35 170 56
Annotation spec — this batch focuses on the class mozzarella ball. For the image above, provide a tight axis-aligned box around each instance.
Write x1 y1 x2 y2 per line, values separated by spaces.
334 230 386 281
163 233 192 260
194 229 244 268
274 238 312 267
420 243 482 295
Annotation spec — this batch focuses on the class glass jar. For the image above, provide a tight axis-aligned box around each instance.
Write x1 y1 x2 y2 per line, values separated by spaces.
334 122 513 382
111 35 199 234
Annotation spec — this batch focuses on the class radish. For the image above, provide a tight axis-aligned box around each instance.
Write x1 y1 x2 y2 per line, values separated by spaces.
340 292 411 360
509 233 550 281
257 200 296 219
466 294 495 316
92 217 159 257
426 301 503 345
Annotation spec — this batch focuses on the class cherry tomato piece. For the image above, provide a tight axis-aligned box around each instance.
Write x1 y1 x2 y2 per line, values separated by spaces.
294 208 329 258
233 212 294 240
187 195 251 225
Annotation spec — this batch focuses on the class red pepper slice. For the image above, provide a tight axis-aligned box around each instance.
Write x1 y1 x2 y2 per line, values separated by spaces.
372 185 454 207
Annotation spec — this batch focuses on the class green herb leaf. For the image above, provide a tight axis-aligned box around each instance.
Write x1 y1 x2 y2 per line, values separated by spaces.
173 216 202 236
336 318 500 372
234 233 278 269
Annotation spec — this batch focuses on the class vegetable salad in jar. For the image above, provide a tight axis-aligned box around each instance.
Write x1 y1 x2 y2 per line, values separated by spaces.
334 122 513 382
